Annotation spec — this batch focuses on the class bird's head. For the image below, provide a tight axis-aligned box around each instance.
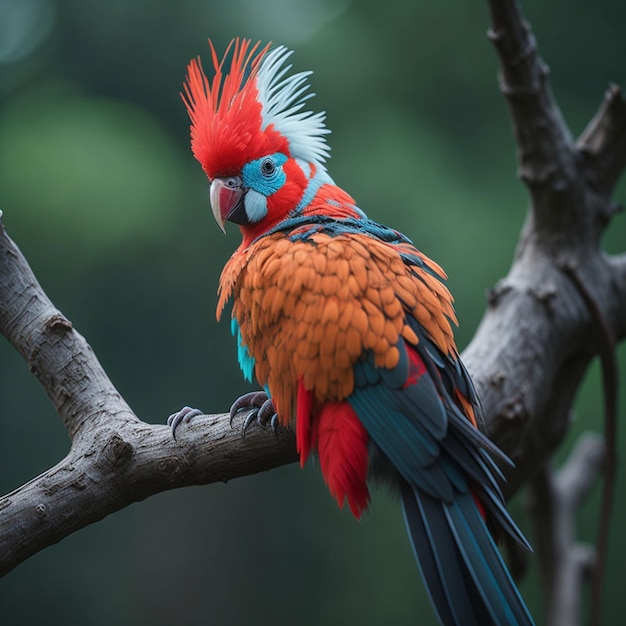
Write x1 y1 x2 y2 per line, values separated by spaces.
182 39 331 239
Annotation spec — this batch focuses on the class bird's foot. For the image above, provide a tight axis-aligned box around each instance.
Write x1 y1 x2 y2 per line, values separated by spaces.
167 405 204 439
229 391 279 437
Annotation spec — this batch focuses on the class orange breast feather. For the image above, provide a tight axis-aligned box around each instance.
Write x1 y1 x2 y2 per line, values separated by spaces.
217 231 458 425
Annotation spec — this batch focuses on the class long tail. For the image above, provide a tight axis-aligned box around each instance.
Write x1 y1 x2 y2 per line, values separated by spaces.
400 480 534 626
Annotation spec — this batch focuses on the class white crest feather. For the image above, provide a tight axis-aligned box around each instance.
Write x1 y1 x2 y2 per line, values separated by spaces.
255 46 331 167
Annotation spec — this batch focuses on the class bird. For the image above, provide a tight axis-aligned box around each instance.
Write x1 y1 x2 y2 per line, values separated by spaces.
169 38 534 626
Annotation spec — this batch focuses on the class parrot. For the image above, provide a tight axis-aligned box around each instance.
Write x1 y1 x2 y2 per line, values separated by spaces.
169 38 534 626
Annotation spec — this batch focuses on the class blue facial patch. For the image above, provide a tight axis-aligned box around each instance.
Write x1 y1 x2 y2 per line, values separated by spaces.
242 153 288 197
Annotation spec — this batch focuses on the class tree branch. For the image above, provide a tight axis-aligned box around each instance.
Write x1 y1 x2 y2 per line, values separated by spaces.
578 83 626 196
528 433 603 626
0 218 297 576
474 3 624 619
463 0 626 493
486 0 577 192
560 264 619 626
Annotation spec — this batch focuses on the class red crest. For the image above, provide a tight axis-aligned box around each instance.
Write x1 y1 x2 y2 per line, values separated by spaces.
182 38 330 180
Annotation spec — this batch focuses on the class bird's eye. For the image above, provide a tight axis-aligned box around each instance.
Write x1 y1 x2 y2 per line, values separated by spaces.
261 158 276 176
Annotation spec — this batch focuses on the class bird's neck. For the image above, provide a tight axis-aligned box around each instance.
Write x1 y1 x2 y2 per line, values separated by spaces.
238 162 364 247
294 162 364 220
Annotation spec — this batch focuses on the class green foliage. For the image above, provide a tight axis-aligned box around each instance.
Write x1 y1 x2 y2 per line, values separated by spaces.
0 1 624 624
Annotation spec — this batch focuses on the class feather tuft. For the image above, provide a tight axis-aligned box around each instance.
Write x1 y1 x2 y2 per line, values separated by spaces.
256 45 331 166
182 38 330 179
315 401 370 518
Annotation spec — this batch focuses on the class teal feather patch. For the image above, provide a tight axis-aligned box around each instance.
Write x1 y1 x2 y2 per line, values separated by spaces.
294 167 333 213
231 317 255 382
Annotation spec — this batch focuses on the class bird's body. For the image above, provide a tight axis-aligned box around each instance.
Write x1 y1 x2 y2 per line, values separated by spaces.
175 38 534 626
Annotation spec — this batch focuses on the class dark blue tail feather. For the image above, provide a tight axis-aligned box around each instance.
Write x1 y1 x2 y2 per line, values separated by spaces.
400 481 534 626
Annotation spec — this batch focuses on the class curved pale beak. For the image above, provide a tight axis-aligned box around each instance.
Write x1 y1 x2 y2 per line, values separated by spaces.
209 176 245 233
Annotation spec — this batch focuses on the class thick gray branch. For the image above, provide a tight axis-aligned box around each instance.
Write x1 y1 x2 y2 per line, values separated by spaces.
464 250 626 497
476 5 624 621
0 217 134 441
0 221 297 576
0 409 297 577
464 0 626 497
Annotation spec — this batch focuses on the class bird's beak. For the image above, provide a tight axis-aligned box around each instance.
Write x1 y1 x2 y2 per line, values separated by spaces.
209 176 245 233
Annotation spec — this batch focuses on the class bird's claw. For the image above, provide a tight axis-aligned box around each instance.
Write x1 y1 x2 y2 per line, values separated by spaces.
229 391 268 424
229 391 279 437
269 413 279 436
167 405 204 439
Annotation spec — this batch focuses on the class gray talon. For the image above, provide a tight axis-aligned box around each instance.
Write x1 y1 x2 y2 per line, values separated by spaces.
257 398 276 427
230 391 268 425
270 414 279 437
241 410 258 438
168 406 204 439
229 390 278 436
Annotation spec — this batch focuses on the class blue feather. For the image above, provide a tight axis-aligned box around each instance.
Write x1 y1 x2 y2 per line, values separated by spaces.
347 333 534 625
444 496 532 624
401 482 533 626
293 167 335 214
230 317 255 383
401 481 493 626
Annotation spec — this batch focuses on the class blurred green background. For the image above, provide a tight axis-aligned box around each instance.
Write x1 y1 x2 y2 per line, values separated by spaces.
1 0 625 624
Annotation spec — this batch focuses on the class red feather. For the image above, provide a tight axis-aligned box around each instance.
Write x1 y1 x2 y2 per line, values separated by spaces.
181 38 289 179
296 378 314 465
296 379 370 518
313 402 370 519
